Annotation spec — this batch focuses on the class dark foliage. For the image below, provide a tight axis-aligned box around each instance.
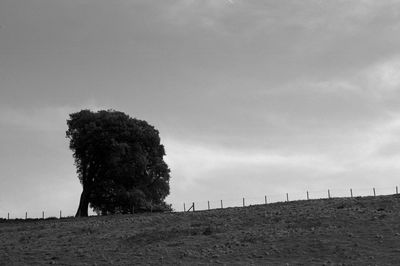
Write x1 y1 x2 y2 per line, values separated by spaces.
66 109 171 217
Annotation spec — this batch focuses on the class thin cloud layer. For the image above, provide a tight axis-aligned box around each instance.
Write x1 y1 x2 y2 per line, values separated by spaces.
1 0 400 215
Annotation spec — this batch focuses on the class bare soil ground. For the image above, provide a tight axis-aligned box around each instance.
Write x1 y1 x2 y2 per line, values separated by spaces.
1 195 400 265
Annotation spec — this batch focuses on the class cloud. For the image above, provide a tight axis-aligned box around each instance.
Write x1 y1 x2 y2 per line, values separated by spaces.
164 137 347 202
362 115 400 158
363 56 400 92
0 103 112 218
0 101 109 132
161 52 400 205
2 0 400 213
165 137 343 172
164 110 400 205
0 106 74 132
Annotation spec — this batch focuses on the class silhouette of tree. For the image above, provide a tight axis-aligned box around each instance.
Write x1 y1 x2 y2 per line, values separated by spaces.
66 109 170 217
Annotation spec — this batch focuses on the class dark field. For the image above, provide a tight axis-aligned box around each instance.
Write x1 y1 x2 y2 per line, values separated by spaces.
2 195 400 265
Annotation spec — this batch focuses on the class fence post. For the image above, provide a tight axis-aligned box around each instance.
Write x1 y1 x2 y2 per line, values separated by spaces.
60 210 62 219
220 200 223 209
307 191 309 200
243 197 245 207
350 189 353 198
286 193 289 202
373 188 376 197
397 186 399 195
184 203 186 212
208 201 210 210
192 202 195 212
328 189 331 199
25 212 27 220
42 211 44 219
265 195 267 204
7 213 9 220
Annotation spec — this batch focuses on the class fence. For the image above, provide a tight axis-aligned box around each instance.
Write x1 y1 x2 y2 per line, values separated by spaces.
171 185 400 213
0 208 99 221
1 185 399 220
0 209 85 221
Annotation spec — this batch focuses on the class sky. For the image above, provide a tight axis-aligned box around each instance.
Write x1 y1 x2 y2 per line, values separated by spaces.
1 0 400 217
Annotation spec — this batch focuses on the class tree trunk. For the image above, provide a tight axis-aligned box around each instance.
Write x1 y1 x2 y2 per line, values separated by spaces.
75 187 89 217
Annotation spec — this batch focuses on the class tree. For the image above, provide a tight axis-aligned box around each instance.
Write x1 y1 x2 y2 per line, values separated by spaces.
66 109 171 217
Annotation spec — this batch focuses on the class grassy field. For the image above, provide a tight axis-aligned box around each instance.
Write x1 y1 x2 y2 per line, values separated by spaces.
1 195 400 265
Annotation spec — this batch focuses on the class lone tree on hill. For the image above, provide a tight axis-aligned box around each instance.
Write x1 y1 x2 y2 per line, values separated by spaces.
66 109 171 217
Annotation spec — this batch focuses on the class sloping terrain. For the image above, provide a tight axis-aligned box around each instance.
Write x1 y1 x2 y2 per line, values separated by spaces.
1 195 400 265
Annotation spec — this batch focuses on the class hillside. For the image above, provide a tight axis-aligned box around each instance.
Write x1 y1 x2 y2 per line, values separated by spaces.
1 195 400 265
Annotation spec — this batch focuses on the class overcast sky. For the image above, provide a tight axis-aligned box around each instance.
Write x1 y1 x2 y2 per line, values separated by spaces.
1 0 400 217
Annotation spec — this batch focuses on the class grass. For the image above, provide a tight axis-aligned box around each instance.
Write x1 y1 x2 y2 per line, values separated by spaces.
1 194 400 265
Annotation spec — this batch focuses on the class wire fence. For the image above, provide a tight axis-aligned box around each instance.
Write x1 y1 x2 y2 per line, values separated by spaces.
0 209 96 221
1 210 72 221
170 185 400 212
1 185 399 220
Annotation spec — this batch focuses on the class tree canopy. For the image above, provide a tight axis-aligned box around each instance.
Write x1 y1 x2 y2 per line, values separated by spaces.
66 109 170 217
